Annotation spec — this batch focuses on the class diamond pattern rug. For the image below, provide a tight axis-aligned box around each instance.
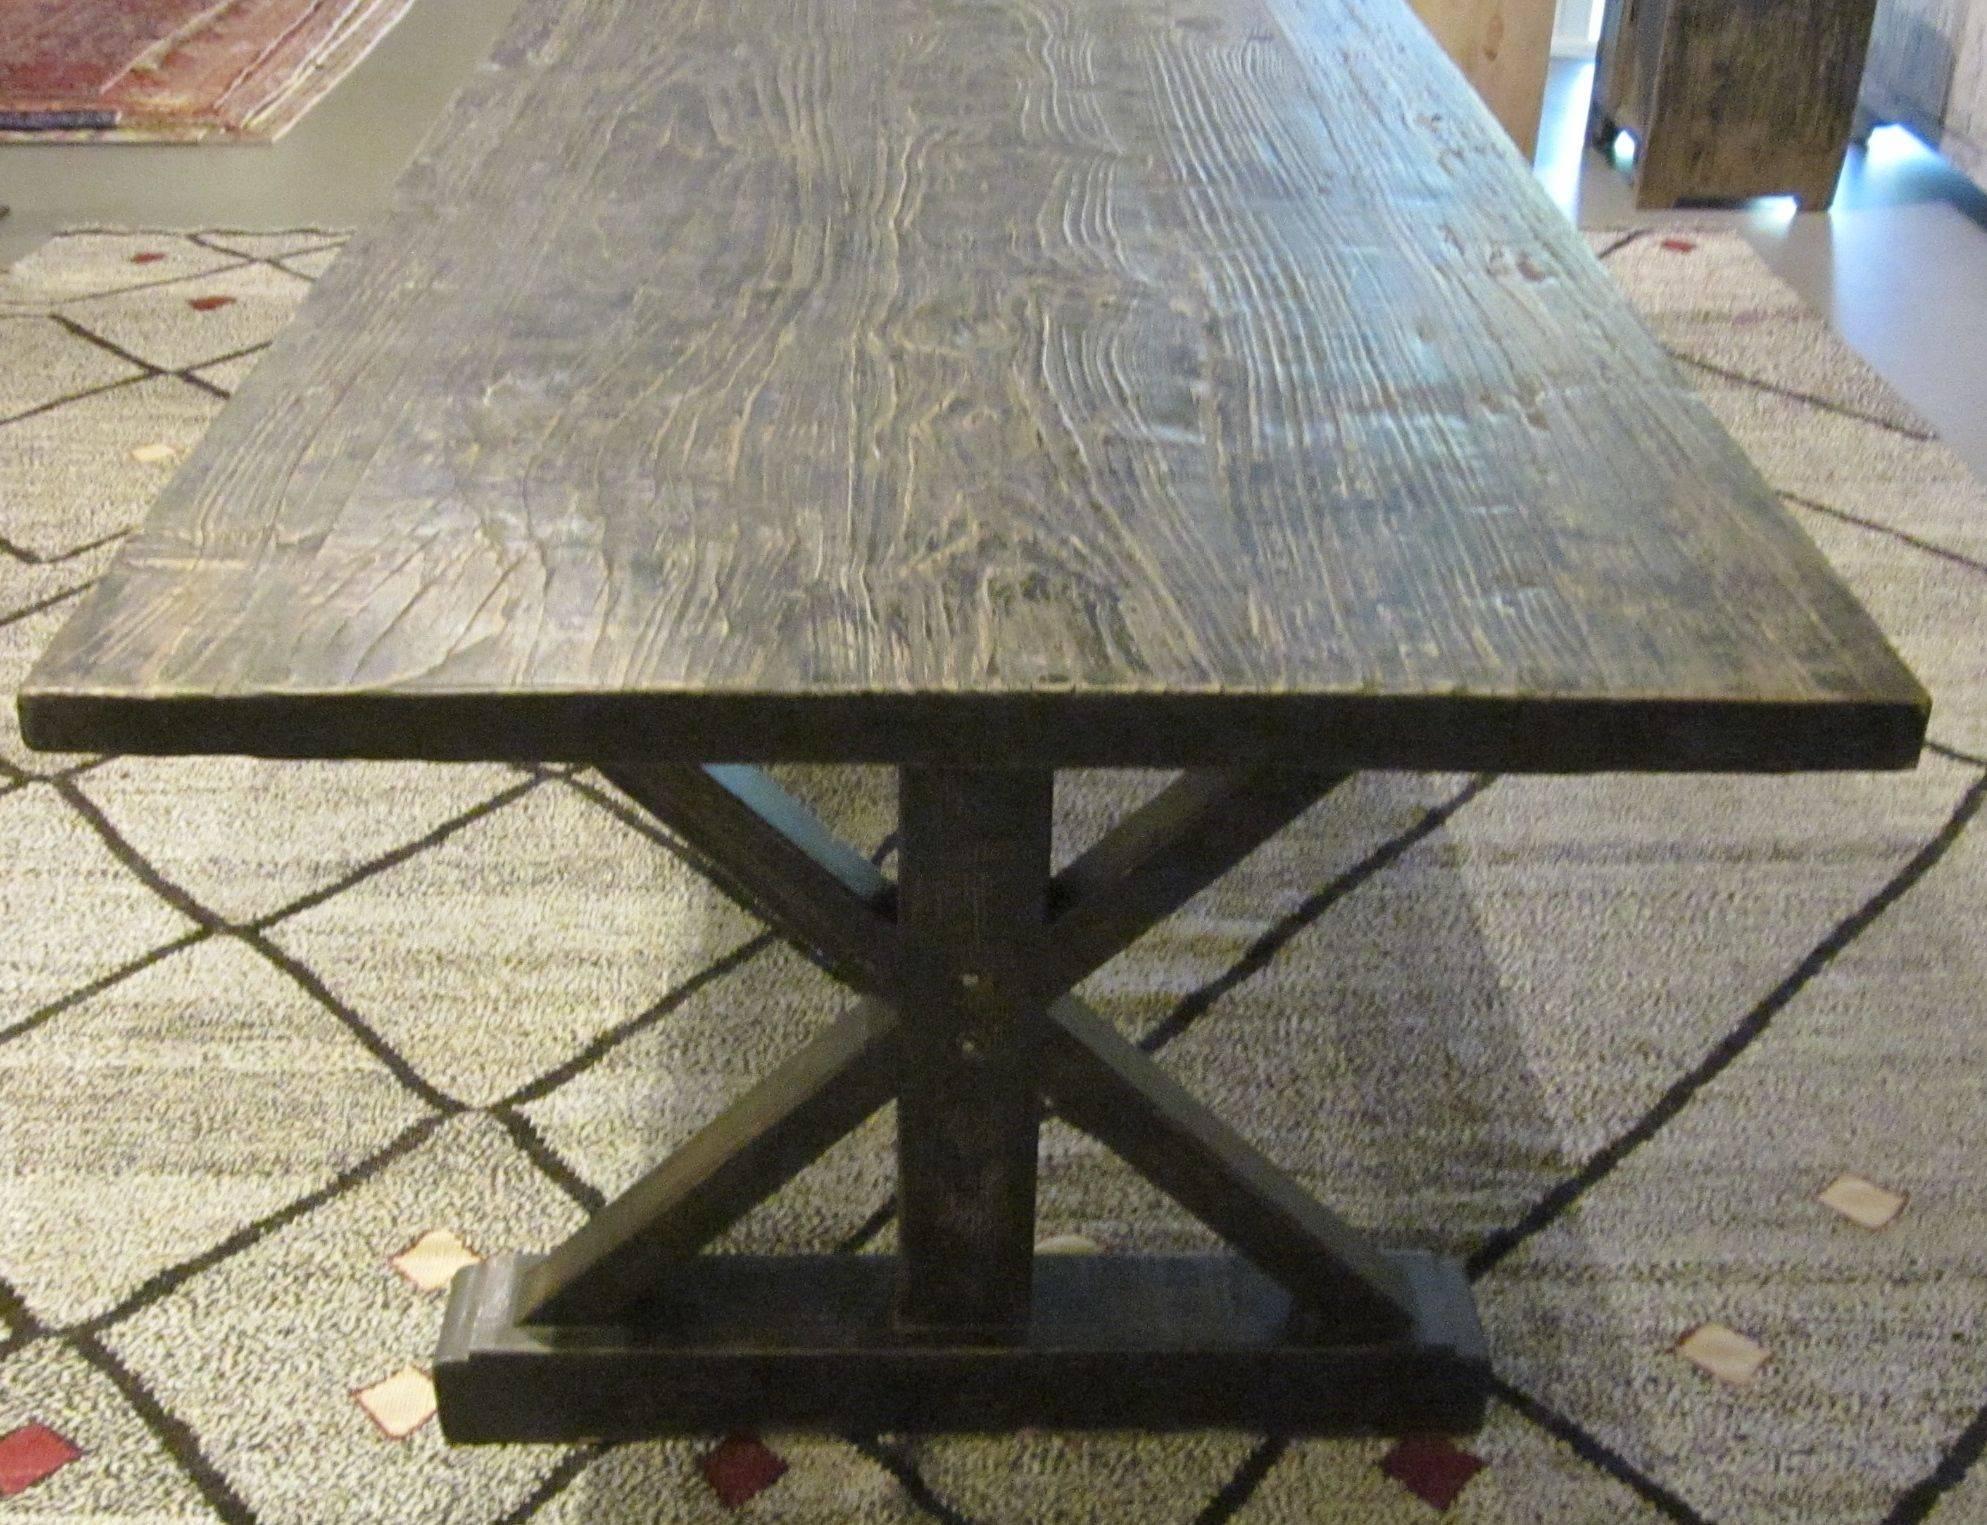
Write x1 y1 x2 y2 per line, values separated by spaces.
1 227 1984 1522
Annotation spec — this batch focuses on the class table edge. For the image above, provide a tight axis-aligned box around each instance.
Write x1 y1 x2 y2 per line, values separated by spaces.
16 686 1929 773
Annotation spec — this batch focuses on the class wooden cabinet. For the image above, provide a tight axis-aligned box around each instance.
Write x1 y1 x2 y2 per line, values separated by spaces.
1408 0 1559 159
1590 0 1882 208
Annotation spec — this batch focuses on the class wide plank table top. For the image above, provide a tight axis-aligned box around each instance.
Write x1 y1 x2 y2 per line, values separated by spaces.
20 0 1927 771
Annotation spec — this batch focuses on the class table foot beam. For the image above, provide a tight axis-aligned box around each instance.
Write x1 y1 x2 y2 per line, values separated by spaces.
455 761 1465 1439
438 1249 1488 1441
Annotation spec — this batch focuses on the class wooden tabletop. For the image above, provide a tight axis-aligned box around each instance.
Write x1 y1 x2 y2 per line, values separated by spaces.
21 0 1927 771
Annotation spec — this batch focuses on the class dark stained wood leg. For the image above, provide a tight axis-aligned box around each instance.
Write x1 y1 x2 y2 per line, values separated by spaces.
892 767 1052 1335
434 763 1491 1441
1791 146 1850 211
1629 138 1688 211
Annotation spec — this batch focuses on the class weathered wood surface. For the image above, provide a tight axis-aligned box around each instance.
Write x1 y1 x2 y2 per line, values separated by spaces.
1407 0 1557 158
1592 0 1882 209
21 0 1926 770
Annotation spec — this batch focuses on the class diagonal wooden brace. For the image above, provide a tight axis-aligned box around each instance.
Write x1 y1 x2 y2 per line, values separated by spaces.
602 763 899 992
604 764 1345 1006
1036 768 1349 997
1034 995 1414 1338
568 763 1415 1324
518 998 901 1324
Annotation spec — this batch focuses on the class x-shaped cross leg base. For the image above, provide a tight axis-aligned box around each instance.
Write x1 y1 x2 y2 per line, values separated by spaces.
435 765 1488 1440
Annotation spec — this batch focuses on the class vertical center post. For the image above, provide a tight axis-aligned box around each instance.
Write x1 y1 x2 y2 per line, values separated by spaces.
893 767 1055 1336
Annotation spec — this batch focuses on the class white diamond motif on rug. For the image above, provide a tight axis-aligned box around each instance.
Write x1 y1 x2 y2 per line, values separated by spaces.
104 1115 578 1521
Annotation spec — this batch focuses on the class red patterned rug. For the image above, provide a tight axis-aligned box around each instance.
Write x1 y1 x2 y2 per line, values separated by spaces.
0 0 415 141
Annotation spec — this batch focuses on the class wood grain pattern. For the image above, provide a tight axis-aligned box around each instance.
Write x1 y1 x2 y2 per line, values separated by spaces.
19 0 1927 771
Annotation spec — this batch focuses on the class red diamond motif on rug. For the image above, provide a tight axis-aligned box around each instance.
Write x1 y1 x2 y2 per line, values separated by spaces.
0 1422 83 1497
130 251 166 264
187 295 237 312
699 1432 789 1510
1380 1433 1486 1512
1660 237 1698 254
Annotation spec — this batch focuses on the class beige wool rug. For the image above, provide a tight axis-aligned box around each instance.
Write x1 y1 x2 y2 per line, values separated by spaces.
1 227 1984 1523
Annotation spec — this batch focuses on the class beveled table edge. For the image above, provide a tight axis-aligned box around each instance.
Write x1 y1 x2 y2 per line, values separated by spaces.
17 684 1928 773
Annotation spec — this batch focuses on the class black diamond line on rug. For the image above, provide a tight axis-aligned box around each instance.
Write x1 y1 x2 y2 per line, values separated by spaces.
1470 766 1987 1281
1885 1392 1987 1525
1488 1377 1708 1524
70 1327 257 1525
1668 348 1938 441
0 528 127 568
1782 490 1987 578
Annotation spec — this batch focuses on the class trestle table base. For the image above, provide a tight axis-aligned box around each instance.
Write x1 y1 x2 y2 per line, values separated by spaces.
432 762 1492 1440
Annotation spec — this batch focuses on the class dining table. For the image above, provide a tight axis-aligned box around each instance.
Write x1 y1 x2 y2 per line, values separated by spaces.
19 0 1927 1439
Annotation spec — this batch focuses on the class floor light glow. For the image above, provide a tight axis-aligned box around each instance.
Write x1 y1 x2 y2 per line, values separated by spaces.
1863 123 1928 168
